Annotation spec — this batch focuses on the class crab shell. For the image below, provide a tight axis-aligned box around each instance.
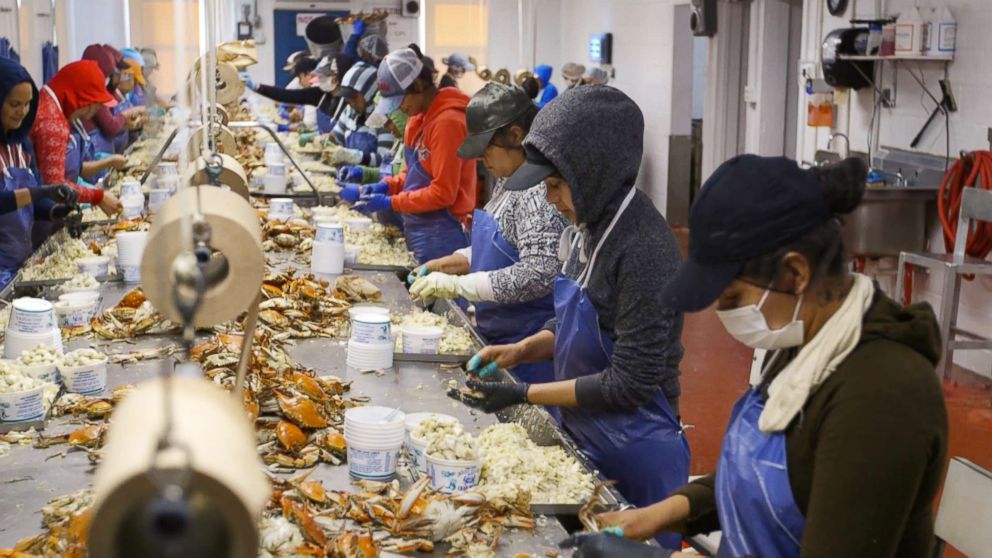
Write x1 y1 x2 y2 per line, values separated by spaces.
276 420 308 453
275 390 329 428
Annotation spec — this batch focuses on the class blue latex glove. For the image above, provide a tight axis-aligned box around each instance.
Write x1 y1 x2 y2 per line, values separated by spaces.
246 78 257 91
353 194 392 213
352 18 367 37
406 265 428 285
339 183 362 204
276 124 291 133
339 166 364 182
362 182 389 197
466 353 499 379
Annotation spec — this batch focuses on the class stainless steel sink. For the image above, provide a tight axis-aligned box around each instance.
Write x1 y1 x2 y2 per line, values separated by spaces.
841 186 935 257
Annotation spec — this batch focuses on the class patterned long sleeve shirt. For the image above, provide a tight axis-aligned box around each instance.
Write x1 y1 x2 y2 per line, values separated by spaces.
479 179 568 304
28 92 103 204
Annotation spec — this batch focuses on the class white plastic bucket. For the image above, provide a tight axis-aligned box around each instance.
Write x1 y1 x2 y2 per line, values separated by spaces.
0 385 45 423
58 358 108 395
346 217 373 232
263 174 288 195
426 453 482 494
54 299 96 328
19 362 60 385
157 175 180 194
346 340 393 370
77 256 110 279
350 314 391 344
345 406 406 429
59 291 100 306
404 413 459 473
148 189 170 213
346 442 401 480
311 241 344 275
348 305 389 320
120 180 142 198
121 195 144 219
315 223 344 244
264 143 283 165
268 198 294 221
116 231 148 283
267 162 287 177
156 162 178 176
3 329 62 359
9 298 55 334
401 325 443 355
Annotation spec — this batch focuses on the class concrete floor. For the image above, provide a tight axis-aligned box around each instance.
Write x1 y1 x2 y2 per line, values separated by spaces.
672 229 992 557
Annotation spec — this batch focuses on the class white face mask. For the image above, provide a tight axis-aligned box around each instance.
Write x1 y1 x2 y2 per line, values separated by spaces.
716 287 805 350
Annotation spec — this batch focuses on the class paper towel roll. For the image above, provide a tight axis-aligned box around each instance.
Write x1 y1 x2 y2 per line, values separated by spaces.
89 376 269 558
141 187 263 328
185 153 249 200
186 125 238 160
188 61 245 108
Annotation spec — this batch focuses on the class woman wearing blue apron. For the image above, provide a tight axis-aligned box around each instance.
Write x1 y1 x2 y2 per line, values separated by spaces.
354 45 476 264
404 83 567 386
570 156 948 558
460 87 689 550
0 58 75 288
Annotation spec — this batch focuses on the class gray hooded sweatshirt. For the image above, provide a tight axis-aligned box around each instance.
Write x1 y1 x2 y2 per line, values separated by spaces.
528 86 684 412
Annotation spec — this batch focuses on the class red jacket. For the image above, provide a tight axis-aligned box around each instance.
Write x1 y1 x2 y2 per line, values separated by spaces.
384 88 477 223
29 60 113 205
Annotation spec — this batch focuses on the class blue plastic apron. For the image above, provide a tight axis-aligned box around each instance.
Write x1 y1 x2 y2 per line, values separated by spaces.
345 126 378 159
128 85 146 108
0 145 39 289
715 379 805 557
399 144 469 264
470 200 555 384
553 187 690 550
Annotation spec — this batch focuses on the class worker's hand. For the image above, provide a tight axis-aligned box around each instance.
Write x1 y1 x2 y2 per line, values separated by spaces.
50 204 72 220
463 380 529 413
352 18 367 37
298 132 317 147
406 265 429 285
98 192 122 216
410 272 486 302
30 184 78 205
325 145 364 166
353 194 392 214
288 108 303 123
361 181 389 197
558 532 674 558
596 508 664 542
466 342 527 378
246 78 258 91
338 166 364 182
339 183 362 204
105 155 128 170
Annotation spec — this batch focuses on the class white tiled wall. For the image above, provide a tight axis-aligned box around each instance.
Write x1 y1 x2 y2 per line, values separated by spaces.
805 0 992 375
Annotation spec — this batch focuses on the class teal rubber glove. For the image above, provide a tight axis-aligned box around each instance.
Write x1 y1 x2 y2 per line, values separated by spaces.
407 265 428 285
466 353 499 378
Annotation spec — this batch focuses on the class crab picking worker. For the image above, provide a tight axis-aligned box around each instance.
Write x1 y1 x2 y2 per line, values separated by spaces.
461 86 689 550
439 52 474 90
29 60 122 221
402 83 567 384
322 55 395 167
337 109 409 184
352 45 476 264
0 57 78 289
569 156 948 558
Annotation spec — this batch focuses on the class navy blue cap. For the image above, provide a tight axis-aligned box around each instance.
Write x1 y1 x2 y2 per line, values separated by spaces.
661 155 832 312
503 145 557 191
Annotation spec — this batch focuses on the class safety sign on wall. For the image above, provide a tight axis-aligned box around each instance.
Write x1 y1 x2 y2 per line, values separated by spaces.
296 13 322 36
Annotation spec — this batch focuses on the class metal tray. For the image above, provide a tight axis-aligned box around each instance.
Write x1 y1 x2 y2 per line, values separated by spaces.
392 352 472 364
350 263 412 273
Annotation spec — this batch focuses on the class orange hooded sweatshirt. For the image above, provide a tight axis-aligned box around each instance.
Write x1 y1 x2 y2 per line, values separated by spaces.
384 88 477 222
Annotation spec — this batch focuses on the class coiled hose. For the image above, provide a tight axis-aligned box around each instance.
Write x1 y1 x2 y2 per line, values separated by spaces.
937 151 992 274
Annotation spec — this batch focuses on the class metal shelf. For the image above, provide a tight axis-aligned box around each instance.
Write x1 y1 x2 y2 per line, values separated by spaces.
839 54 953 62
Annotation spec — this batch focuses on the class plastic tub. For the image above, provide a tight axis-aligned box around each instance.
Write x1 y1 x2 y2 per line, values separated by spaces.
60 283 100 295
0 385 45 424
59 291 100 307
407 432 431 473
156 162 178 176
346 442 401 481
426 452 482 494
116 231 148 283
77 256 110 279
120 180 142 198
350 314 391 344
404 413 459 472
315 223 344 244
346 217 373 232
401 325 443 355
344 244 360 266
58 358 108 395
348 305 389 320
344 431 406 446
3 329 62 359
9 298 55 334
345 406 406 427
54 299 96 329
18 362 60 384
311 241 344 275
121 195 144 219
148 189 170 213
263 174 288 195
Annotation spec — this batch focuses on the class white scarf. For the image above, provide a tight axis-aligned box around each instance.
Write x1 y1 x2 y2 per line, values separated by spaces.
759 273 875 433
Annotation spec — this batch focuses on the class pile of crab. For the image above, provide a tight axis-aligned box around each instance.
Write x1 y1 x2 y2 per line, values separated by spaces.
239 271 353 339
261 218 314 253
190 330 359 471
90 288 177 340
260 474 535 557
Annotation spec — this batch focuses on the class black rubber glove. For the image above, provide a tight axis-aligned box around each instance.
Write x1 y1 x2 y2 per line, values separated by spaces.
559 533 675 558
463 380 529 413
30 184 77 204
51 204 71 219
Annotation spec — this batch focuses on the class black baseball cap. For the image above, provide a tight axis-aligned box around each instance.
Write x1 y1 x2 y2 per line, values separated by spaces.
661 155 832 313
502 145 557 191
292 56 319 76
457 82 535 159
